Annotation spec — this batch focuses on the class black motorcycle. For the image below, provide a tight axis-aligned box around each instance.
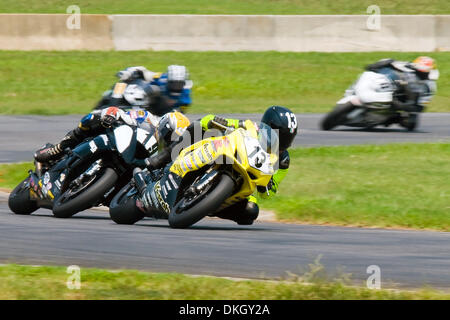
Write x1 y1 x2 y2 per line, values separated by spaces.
8 122 158 218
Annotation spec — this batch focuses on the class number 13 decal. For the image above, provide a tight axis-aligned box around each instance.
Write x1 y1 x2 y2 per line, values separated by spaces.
283 112 297 132
248 145 267 168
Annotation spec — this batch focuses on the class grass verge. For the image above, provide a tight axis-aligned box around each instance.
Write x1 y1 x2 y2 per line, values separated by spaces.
1 143 449 231
0 162 33 190
1 0 449 15
261 143 450 231
0 264 448 300
0 51 449 115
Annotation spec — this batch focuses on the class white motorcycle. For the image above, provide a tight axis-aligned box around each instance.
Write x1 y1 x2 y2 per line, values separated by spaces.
320 70 433 131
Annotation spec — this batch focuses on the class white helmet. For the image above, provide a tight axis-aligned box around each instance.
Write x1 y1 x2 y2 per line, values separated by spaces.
123 83 150 106
167 65 190 97
167 65 189 81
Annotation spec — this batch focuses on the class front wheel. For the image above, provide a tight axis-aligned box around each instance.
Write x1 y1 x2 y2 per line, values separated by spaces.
8 176 38 215
109 183 144 225
399 113 419 131
320 102 356 130
52 167 118 218
168 174 235 229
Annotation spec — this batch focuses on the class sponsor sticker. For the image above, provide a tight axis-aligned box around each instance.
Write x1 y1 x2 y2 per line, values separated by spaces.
168 174 179 189
203 143 215 161
184 156 193 170
89 140 98 153
197 149 207 163
43 172 50 185
180 161 187 172
212 137 229 151
154 181 170 213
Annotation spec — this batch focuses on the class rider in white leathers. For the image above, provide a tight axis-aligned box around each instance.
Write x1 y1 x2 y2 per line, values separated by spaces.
336 56 438 129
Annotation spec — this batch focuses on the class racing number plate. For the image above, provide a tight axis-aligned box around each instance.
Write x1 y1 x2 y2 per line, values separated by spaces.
244 136 273 175
112 82 128 98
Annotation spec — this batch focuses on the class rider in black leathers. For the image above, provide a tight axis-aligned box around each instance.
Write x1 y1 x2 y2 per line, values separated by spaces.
35 65 193 163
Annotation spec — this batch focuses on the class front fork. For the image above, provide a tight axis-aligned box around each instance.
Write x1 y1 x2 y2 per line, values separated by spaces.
69 159 103 190
185 169 220 199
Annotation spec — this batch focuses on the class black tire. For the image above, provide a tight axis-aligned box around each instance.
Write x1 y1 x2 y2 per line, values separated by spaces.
400 113 419 131
168 174 235 229
52 167 118 218
109 183 144 225
8 176 38 215
320 102 356 130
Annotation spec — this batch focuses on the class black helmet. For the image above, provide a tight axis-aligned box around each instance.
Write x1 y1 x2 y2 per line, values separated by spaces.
261 106 298 151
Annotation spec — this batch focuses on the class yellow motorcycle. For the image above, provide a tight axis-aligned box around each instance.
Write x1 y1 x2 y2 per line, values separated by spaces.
109 120 279 228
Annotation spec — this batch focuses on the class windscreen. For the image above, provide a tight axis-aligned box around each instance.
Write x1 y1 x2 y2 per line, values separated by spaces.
257 122 279 155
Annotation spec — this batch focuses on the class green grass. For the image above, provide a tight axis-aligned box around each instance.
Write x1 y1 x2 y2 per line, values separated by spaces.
1 143 449 231
1 0 449 14
261 143 450 231
0 51 449 115
0 264 448 300
0 162 33 190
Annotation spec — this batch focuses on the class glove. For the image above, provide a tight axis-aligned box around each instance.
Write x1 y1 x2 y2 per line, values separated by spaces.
257 178 274 194
209 116 245 130
116 69 133 81
144 149 171 170
209 116 228 129
117 66 154 82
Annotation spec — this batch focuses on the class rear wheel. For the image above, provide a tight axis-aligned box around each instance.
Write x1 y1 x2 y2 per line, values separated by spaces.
52 167 118 218
320 102 356 130
400 113 419 131
168 174 235 229
109 183 144 225
8 176 38 215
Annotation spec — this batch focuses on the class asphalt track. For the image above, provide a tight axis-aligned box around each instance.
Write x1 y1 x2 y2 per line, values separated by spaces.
0 113 449 289
1 113 449 163
0 200 449 289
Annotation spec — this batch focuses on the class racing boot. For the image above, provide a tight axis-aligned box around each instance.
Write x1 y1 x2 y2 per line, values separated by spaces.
215 195 259 225
34 143 65 163
34 130 83 163
235 195 259 225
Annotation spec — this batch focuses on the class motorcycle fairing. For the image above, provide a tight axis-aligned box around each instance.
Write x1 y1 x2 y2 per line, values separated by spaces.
168 120 277 211
141 169 181 217
113 125 137 164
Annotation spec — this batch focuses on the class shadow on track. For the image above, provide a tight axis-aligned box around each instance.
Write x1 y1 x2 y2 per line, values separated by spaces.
7 211 274 231
134 221 274 232
14 212 112 220
332 127 429 133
